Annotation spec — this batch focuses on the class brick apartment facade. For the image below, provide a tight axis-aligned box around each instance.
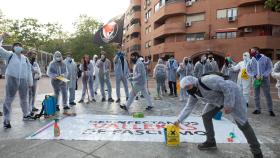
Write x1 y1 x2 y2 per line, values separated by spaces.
122 0 280 68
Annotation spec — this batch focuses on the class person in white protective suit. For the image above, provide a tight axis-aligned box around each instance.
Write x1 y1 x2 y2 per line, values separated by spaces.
271 60 280 99
92 55 99 94
230 52 252 107
47 51 70 112
26 51 42 114
174 75 263 158
64 53 77 106
0 34 35 128
120 52 153 111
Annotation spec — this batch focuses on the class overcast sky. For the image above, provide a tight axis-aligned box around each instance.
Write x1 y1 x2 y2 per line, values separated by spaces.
0 0 129 33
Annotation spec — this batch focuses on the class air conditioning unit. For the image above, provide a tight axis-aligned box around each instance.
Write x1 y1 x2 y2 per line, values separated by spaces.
186 21 192 27
186 1 193 6
228 16 236 22
244 27 253 33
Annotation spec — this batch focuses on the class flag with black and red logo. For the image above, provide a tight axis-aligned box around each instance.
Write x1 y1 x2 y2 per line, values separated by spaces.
93 14 124 45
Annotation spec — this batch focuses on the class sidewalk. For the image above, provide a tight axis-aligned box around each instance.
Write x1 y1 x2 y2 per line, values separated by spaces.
0 77 279 158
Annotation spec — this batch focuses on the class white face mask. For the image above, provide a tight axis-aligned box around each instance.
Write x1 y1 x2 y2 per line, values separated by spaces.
14 46 23 54
56 57 62 62
101 55 105 60
201 56 207 61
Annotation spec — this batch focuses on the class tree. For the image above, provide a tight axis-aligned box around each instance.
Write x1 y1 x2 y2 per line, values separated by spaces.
265 0 280 12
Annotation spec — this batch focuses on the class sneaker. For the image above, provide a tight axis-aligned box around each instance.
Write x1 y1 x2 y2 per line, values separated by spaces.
254 152 263 158
69 102 76 106
23 115 36 121
101 98 106 102
63 106 70 110
32 107 39 112
120 104 128 111
3 121 11 128
197 141 217 150
116 98 121 103
91 99 96 102
146 106 153 111
252 110 261 114
56 106 60 111
78 100 84 103
269 111 275 117
108 98 114 102
30 112 35 117
0 111 2 116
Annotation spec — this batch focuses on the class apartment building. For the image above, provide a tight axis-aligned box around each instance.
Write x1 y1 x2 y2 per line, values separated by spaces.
122 0 280 67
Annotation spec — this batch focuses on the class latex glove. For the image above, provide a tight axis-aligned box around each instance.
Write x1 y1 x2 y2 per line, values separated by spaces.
224 107 233 114
173 120 180 127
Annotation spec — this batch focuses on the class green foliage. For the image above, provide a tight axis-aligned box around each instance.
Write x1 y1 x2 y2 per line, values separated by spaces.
265 0 280 12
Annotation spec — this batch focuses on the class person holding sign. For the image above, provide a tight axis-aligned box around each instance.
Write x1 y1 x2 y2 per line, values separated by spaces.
246 47 275 116
47 51 70 112
230 52 252 107
174 75 263 158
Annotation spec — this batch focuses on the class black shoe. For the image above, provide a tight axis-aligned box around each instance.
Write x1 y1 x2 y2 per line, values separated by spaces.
23 115 36 121
252 110 261 114
101 98 106 102
165 89 167 93
116 99 121 103
140 95 144 98
146 106 153 111
69 102 76 106
95 92 97 95
63 106 70 110
174 94 178 97
169 93 173 96
197 142 217 150
120 104 128 111
108 98 114 102
247 103 249 107
269 111 275 117
135 96 139 100
78 100 84 103
254 152 263 158
56 106 60 111
91 99 96 102
4 121 11 128
32 107 39 112
0 111 2 116
126 97 128 101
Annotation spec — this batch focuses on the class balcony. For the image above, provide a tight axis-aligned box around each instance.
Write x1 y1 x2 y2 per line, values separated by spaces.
238 12 280 28
153 22 186 38
238 0 264 7
153 0 186 23
129 38 141 46
127 24 141 35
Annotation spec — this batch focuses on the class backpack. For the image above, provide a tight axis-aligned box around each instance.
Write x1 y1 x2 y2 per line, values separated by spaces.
35 95 57 119
198 72 228 91
155 65 166 80
7 54 29 66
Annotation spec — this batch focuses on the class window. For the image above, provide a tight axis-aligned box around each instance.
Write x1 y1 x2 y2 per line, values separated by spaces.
145 9 152 21
186 13 205 22
217 8 237 19
186 33 205 41
154 0 166 12
145 25 152 34
216 32 237 39
145 40 152 48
